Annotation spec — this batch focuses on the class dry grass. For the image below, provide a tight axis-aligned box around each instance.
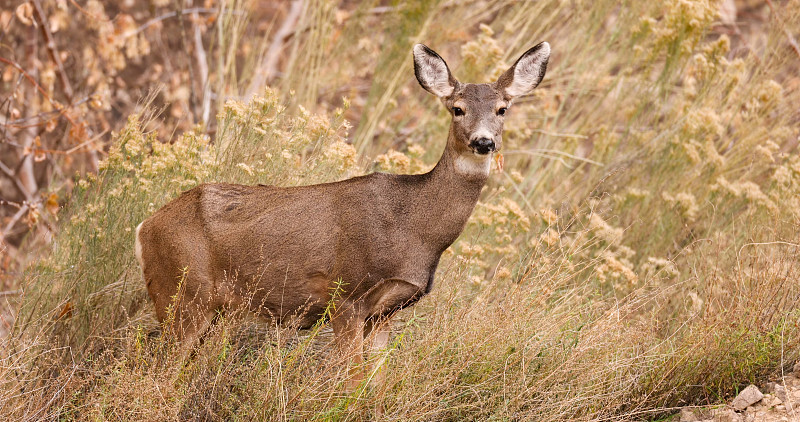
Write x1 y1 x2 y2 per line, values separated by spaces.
2 0 800 420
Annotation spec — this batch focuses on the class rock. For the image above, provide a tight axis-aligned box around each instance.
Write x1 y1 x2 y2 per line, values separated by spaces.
681 408 701 422
713 408 742 422
731 385 763 411
774 384 788 403
793 361 800 377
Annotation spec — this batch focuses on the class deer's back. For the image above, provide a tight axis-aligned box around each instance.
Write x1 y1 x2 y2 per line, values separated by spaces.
139 174 438 324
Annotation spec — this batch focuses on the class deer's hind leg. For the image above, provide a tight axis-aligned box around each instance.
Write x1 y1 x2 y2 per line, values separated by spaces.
145 255 223 360
172 293 221 360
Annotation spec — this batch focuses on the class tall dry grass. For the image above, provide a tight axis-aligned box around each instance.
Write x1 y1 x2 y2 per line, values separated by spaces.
2 0 800 420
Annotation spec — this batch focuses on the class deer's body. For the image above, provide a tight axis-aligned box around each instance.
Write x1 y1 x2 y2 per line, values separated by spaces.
137 147 483 332
136 42 550 385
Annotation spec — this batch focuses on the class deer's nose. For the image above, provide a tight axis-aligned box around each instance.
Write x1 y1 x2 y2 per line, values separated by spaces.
469 138 496 155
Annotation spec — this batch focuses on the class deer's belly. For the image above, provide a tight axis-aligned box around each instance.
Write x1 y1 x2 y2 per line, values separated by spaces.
219 264 332 327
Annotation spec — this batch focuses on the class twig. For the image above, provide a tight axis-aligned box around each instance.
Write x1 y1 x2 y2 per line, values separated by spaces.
784 28 800 60
0 57 78 128
530 129 588 139
31 0 74 101
246 0 304 99
2 203 29 238
62 130 107 155
504 148 604 167
124 7 241 38
764 0 800 60
737 241 800 276
0 199 23 209
0 130 106 155
0 93 95 129
68 0 101 21
0 290 22 297
0 159 34 202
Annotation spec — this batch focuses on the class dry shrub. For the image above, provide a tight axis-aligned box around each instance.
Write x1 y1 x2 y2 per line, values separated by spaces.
2 0 800 420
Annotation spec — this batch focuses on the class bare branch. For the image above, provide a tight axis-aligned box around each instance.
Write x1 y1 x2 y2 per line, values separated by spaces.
31 0 74 101
123 8 237 39
246 0 304 100
0 93 95 129
18 25 39 199
1 203 29 239
191 9 211 125
784 28 800 60
0 57 79 128
0 159 35 202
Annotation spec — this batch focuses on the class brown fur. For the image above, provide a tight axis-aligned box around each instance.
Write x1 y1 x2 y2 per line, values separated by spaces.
136 43 550 383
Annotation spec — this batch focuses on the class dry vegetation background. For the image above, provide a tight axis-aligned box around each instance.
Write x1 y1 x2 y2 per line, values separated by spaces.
1 0 800 420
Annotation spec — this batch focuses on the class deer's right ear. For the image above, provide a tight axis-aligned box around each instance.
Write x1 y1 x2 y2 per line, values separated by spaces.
413 44 456 98
496 42 550 98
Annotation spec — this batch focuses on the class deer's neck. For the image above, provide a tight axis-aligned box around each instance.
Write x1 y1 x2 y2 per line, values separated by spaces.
409 132 490 252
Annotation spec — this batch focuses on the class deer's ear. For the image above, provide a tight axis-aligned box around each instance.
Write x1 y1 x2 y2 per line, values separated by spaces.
413 44 457 98
496 42 550 98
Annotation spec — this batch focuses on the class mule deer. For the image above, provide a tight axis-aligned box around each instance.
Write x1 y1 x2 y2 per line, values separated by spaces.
136 42 550 382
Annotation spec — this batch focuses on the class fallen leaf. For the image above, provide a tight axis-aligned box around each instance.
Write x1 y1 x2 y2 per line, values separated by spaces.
15 2 34 26
45 193 59 216
494 153 504 172
56 302 73 321
1 11 12 29
26 206 40 227
34 150 46 162
2 66 14 82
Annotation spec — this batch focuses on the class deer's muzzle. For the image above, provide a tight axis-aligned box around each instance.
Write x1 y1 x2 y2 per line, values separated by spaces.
469 138 496 155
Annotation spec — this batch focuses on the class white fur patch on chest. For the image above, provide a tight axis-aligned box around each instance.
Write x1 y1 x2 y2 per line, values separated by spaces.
454 154 492 176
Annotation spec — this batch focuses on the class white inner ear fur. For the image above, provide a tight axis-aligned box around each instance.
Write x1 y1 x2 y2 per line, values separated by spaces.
413 45 454 97
505 42 550 98
454 153 492 176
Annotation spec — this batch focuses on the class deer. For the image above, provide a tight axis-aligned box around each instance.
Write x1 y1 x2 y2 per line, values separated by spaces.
135 41 550 387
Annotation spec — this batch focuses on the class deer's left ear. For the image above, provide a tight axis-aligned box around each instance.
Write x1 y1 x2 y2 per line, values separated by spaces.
413 44 458 98
496 42 550 98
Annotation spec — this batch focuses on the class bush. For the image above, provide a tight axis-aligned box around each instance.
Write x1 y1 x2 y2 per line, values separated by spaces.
2 1 800 420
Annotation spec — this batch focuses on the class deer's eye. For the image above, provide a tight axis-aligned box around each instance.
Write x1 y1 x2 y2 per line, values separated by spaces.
498 107 507 116
453 107 464 116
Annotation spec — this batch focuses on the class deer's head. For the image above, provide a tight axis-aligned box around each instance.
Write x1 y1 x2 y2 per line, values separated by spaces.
413 42 550 176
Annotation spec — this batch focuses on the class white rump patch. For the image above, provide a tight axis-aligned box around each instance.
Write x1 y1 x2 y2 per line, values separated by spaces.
134 222 144 269
455 154 492 177
413 44 454 98
505 42 550 97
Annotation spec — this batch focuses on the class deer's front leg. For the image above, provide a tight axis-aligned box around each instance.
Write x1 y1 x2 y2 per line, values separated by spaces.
331 305 366 390
365 316 392 417
364 316 391 387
